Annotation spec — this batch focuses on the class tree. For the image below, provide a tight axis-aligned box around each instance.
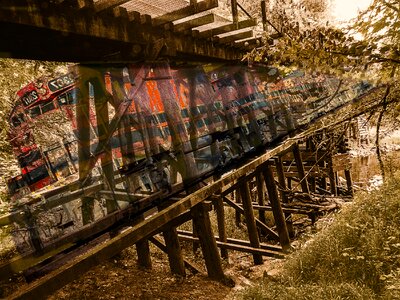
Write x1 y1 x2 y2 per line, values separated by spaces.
247 0 399 180
0 59 66 196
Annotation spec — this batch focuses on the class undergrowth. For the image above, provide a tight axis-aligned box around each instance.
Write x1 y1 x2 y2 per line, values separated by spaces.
240 173 400 300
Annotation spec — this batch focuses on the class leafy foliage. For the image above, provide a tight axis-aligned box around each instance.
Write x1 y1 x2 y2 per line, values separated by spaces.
0 59 67 192
240 170 400 299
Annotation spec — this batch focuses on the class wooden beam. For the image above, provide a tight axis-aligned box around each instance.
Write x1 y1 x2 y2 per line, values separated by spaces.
231 0 239 26
166 13 215 32
194 19 256 39
94 0 131 12
153 0 219 26
178 234 284 258
262 164 291 252
292 143 310 194
178 230 283 252
261 0 267 31
158 201 185 276
255 171 266 224
214 195 228 259
215 30 253 44
223 195 280 241
239 181 263 265
275 157 294 237
191 203 226 281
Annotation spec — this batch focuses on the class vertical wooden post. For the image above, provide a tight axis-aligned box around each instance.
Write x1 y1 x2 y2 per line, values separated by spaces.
274 157 294 238
135 216 152 269
262 163 291 252
77 65 94 225
261 0 267 31
327 153 337 195
309 177 316 193
239 182 263 265
93 76 118 214
163 227 186 276
256 171 266 225
215 196 228 259
344 169 353 195
231 0 238 27
213 174 228 259
292 143 310 194
191 203 226 281
235 187 241 227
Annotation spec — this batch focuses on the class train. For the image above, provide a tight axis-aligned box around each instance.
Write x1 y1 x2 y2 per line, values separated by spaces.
5 61 375 253
7 62 369 202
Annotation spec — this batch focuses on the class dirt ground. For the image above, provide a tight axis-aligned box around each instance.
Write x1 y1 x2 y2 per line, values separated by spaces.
45 241 282 300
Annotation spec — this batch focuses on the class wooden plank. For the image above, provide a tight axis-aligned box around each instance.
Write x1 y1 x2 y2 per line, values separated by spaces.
166 13 215 32
239 181 263 265
234 37 261 48
194 19 256 39
241 204 311 215
177 230 283 252
215 30 253 44
262 164 291 252
94 0 131 12
152 0 219 26
177 235 284 258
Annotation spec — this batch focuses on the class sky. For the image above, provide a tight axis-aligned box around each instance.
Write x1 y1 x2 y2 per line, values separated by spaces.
332 0 372 22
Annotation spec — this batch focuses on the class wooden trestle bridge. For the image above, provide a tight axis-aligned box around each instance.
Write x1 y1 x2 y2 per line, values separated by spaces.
0 1 358 299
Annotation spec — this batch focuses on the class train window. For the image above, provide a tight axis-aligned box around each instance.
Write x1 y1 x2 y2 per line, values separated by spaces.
196 120 204 128
11 113 25 127
157 113 167 123
181 108 189 118
18 150 41 168
26 165 49 185
190 107 200 116
214 102 222 110
41 101 55 114
58 95 68 106
29 106 41 118
67 89 78 104
198 105 206 114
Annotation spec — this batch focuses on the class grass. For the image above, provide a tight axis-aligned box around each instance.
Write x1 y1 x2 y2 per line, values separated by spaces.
240 172 400 300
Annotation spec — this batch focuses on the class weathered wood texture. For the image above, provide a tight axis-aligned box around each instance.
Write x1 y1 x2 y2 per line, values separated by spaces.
0 0 254 62
9 139 295 300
